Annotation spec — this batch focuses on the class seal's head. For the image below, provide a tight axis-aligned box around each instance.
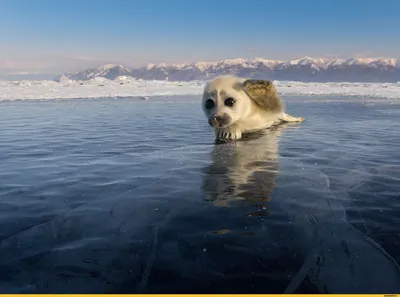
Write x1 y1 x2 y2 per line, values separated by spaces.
202 75 251 128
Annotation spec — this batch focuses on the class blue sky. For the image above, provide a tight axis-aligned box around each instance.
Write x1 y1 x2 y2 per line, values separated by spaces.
1 0 400 77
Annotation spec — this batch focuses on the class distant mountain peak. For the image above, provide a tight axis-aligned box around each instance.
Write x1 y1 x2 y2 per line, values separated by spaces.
55 56 400 83
54 64 131 82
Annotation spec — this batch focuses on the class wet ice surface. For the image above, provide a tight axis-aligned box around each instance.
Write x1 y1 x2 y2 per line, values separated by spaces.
1 79 400 100
0 95 399 293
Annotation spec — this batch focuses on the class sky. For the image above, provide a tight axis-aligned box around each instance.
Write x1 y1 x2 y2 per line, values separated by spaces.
1 0 400 79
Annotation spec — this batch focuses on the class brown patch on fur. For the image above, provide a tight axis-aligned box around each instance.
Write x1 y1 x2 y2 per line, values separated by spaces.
242 79 284 113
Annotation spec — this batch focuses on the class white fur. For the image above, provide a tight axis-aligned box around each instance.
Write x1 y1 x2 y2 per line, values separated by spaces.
202 75 303 140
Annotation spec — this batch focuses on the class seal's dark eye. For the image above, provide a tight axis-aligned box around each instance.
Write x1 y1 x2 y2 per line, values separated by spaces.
205 99 215 109
224 97 235 107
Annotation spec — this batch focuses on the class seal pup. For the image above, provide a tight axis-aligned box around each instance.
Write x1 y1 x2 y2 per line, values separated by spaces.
202 75 304 141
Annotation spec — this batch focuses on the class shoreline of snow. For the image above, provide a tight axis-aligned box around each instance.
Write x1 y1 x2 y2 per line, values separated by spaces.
1 77 400 101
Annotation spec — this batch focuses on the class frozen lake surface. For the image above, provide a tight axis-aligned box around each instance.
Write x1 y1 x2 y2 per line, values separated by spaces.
0 95 399 293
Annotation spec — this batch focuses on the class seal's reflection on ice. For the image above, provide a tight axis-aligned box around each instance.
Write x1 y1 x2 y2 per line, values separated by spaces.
200 123 400 294
202 124 285 209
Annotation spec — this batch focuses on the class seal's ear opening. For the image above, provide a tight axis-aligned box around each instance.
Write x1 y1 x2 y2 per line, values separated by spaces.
241 79 284 113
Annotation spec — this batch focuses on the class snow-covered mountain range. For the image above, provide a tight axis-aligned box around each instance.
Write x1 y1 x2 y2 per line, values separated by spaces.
55 57 400 83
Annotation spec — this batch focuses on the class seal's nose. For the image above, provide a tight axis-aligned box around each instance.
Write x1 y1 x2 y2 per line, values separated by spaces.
208 115 223 127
